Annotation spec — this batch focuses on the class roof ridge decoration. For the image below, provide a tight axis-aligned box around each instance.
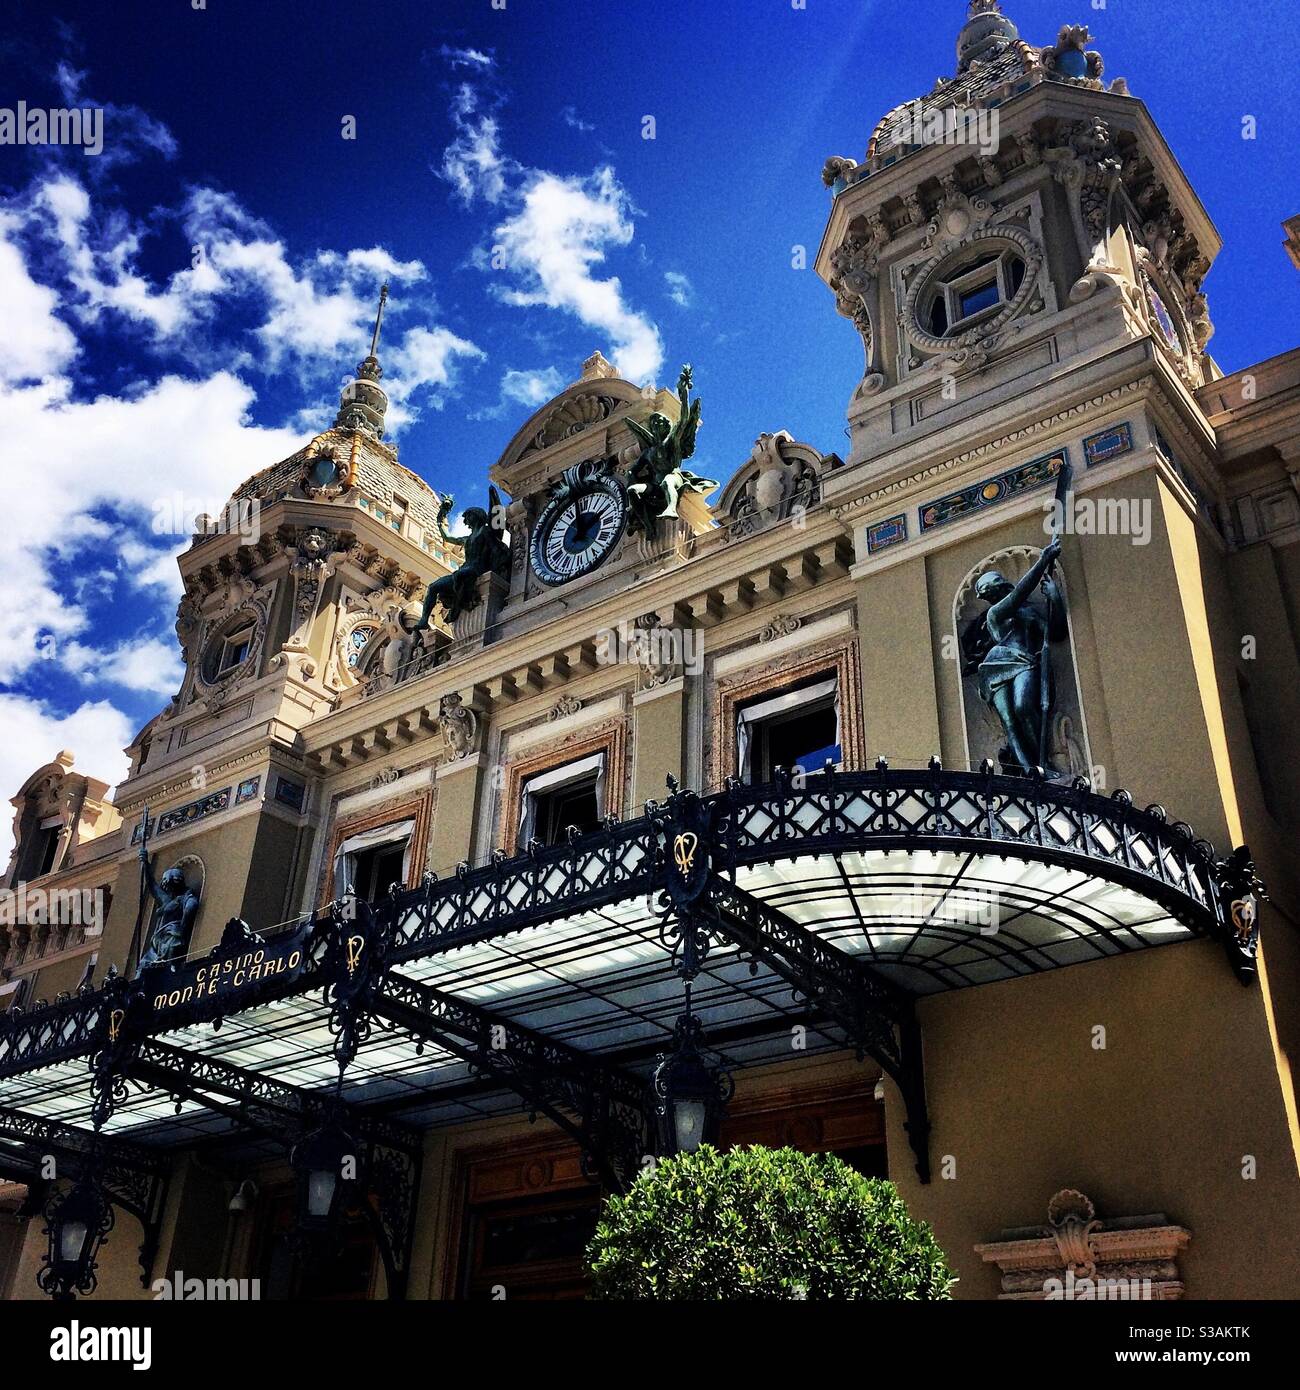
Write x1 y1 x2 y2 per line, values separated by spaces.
825 4 1129 189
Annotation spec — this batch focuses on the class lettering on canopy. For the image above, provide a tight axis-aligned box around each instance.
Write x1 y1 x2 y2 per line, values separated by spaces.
142 916 311 1022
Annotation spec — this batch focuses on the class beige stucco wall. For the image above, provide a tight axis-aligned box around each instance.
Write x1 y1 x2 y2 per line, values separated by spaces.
884 935 1300 1299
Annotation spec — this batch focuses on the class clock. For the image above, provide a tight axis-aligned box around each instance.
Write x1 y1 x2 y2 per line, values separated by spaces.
1145 279 1183 355
529 468 628 586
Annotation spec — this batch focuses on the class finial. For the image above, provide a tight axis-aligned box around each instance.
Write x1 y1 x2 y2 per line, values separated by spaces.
956 0 1019 70
334 282 392 439
579 349 617 382
368 282 389 360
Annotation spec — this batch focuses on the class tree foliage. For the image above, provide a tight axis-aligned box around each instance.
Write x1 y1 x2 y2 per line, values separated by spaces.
586 1144 954 1300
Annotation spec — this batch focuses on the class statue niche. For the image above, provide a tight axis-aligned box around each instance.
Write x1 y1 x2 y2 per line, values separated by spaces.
955 542 1090 778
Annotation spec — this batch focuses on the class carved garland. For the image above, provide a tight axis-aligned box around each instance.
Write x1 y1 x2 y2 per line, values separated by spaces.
903 224 1045 357
192 596 271 711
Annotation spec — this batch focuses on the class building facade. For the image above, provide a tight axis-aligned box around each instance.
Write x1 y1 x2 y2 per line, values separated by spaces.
2 2 1298 1302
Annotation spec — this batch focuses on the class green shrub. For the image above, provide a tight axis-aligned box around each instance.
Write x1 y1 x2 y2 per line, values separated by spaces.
585 1144 954 1300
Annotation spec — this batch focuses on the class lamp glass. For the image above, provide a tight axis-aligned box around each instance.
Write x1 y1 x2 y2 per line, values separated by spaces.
59 1218 88 1265
307 1169 337 1220
673 1099 708 1154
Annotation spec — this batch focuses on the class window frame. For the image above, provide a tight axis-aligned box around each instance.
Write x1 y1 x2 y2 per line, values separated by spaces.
736 675 842 784
518 753 607 848
923 246 1027 341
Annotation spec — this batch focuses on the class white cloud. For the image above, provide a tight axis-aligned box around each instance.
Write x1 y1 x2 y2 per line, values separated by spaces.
0 213 77 383
664 271 694 308
55 61 179 170
0 366 302 686
60 636 186 697
0 695 133 866
562 107 595 134
438 45 494 71
0 69 492 821
471 365 565 420
382 325 486 429
501 366 564 406
492 169 663 382
442 84 509 207
439 79 662 383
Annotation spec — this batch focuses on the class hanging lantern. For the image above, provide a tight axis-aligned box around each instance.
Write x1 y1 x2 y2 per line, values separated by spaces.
291 1117 358 1233
37 1177 114 1300
652 1008 734 1157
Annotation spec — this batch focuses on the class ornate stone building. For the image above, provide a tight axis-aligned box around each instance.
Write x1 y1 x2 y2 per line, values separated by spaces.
2 2 1298 1301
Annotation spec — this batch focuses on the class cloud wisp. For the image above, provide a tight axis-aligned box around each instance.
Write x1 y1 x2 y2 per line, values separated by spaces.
438 64 664 384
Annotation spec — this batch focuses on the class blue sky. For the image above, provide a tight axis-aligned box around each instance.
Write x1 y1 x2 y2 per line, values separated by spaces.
1 0 1297 849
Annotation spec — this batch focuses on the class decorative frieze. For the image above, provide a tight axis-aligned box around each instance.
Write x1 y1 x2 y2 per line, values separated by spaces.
865 513 908 554
131 786 232 844
1083 421 1134 467
919 448 1068 532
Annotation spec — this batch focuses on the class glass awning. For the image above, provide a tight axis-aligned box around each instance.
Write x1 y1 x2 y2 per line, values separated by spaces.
0 767 1248 1159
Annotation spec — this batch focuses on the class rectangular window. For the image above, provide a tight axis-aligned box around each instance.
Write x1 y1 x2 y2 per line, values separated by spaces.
333 819 415 902
737 675 841 784
219 626 254 672
350 841 408 903
518 754 606 848
26 825 61 879
390 494 408 534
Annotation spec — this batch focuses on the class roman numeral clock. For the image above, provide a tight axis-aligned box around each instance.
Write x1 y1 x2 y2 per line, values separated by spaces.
528 459 629 586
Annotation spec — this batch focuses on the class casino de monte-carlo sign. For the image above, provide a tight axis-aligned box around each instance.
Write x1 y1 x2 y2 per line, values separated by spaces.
134 917 312 1028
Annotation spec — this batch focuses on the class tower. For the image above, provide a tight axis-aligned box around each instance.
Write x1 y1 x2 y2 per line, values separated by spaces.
818 1 1218 474
96 289 457 966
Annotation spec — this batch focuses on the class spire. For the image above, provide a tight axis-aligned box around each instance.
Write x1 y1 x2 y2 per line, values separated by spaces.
956 0 1020 72
335 282 391 438
361 281 389 376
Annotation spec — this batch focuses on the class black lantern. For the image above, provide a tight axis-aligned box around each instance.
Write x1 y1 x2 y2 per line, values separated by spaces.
651 1003 734 1157
291 1116 358 1233
37 1176 114 1300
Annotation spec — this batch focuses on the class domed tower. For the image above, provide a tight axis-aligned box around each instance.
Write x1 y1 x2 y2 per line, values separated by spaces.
156 286 458 751
97 290 458 965
817 0 1220 474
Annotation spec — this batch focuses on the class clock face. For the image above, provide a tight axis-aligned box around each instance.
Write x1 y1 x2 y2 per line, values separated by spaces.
530 477 628 586
1145 281 1182 355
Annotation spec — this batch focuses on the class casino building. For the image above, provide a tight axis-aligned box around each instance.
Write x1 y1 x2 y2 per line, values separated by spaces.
2 2 1299 1301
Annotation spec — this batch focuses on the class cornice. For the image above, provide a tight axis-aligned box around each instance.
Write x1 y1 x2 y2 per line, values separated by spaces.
833 376 1155 522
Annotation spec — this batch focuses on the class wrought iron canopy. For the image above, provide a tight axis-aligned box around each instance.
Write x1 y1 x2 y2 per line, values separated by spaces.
0 765 1258 1203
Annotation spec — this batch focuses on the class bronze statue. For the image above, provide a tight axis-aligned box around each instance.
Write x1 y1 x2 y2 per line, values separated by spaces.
625 365 718 536
415 486 510 629
136 848 200 970
961 537 1067 775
